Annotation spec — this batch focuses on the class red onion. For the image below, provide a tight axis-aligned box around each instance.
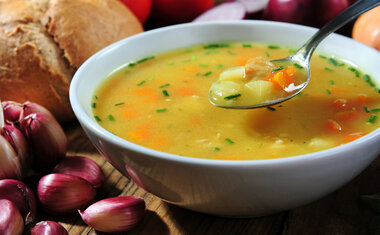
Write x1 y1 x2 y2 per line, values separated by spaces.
237 0 269 14
317 0 349 26
1 101 22 124
30 221 68 235
20 113 67 171
263 0 314 25
0 199 24 235
79 196 145 233
193 2 246 22
0 135 22 179
37 173 96 215
0 179 37 224
53 156 105 190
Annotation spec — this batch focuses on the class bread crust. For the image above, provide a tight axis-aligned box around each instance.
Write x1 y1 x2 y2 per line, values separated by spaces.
0 0 143 122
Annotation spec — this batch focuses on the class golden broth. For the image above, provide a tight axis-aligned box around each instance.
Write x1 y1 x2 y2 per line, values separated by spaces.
93 42 380 160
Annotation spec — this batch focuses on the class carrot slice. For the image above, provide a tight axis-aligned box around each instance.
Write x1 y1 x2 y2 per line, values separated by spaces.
342 132 368 143
331 98 348 110
270 71 294 90
325 119 342 133
173 87 198 97
336 111 361 122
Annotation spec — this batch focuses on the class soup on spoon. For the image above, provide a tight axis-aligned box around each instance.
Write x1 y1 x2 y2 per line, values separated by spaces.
209 0 380 109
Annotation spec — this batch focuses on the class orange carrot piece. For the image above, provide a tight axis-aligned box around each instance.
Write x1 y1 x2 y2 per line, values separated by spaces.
331 98 348 110
150 136 169 149
121 109 137 119
342 132 368 143
325 119 342 133
182 65 199 73
128 128 151 142
270 71 294 90
133 87 155 96
173 87 198 97
336 111 361 122
355 93 371 105
189 116 202 125
286 65 296 77
329 86 348 94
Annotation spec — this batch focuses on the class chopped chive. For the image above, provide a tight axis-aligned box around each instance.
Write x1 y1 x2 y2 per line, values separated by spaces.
137 80 145 86
266 106 276 111
196 72 201 76
324 67 333 72
217 64 224 69
205 50 220 55
94 96 98 100
368 115 377 123
92 103 96 108
156 108 167 113
329 80 335 85
265 51 270 57
327 57 344 66
94 116 101 122
108 115 115 121
128 62 136 67
191 55 197 61
114 102 125 106
225 138 234 144
288 49 297 53
137 56 154 64
272 66 284 73
224 93 241 100
348 66 356 72
372 108 380 113
168 61 174 65
267 45 280 49
199 64 209 67
162 90 169 97
364 106 371 113
293 63 303 69
227 51 236 55
159 83 170 88
348 66 360 77
124 70 131 74
203 71 212 76
147 77 153 81
185 49 193 53
374 88 380 93
326 89 331 94
319 55 327 59
363 74 376 87
242 43 251 47
213 147 221 151
203 43 230 49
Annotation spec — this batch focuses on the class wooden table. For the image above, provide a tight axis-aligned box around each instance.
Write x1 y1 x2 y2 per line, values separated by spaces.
37 121 380 235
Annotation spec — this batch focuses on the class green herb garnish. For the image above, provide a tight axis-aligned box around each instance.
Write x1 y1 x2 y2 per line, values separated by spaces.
225 138 234 144
368 115 377 123
372 108 380 113
272 66 284 73
327 57 344 66
199 64 209 67
265 51 270 57
168 61 174 65
319 55 327 59
267 107 276 111
108 115 115 121
217 64 224 69
203 71 212 76
326 89 331 94
364 106 371 113
137 56 155 64
114 102 125 106
159 83 170 88
364 74 376 87
213 147 221 151
92 103 96 108
224 93 241 100
162 90 169 97
267 45 280 49
242 43 252 48
203 43 230 49
324 67 333 72
329 80 335 85
94 116 101 122
156 108 167 113
191 55 197 61
137 80 145 86
227 51 236 55
128 62 136 67
293 63 303 69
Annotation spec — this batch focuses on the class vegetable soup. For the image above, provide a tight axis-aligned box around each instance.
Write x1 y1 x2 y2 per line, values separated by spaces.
93 42 380 160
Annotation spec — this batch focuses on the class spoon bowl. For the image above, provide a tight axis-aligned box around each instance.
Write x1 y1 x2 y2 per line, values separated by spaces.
209 0 380 109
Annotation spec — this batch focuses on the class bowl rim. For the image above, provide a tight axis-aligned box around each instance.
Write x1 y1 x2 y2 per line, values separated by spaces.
70 20 380 167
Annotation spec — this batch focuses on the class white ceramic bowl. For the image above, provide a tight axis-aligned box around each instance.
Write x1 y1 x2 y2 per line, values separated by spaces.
70 21 380 217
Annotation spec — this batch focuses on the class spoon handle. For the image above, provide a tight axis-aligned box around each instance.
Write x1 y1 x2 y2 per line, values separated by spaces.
295 0 380 63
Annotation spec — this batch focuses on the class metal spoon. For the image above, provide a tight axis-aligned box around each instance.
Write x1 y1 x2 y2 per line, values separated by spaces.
209 0 380 109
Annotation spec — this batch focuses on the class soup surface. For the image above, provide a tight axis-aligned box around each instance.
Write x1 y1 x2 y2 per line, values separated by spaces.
93 42 380 160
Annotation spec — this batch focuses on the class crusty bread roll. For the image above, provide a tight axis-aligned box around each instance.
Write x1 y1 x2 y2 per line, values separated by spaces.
0 0 143 122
